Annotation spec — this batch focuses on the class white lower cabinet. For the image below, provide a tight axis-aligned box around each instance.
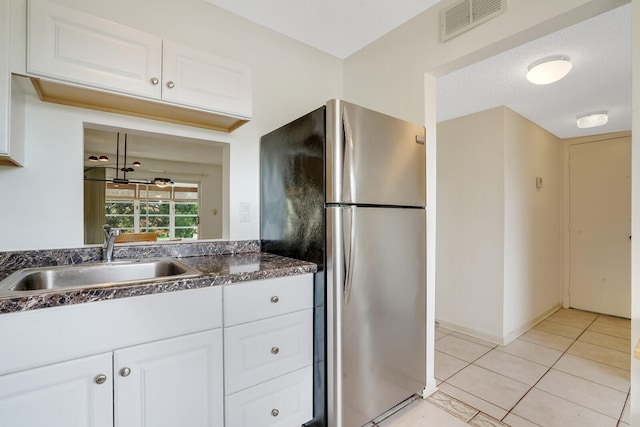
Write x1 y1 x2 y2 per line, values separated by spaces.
225 366 313 427
0 330 223 427
0 353 113 427
0 273 314 427
224 310 313 394
115 329 224 427
223 274 314 427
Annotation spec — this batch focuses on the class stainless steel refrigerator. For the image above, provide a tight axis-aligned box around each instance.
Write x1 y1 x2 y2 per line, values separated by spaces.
261 99 426 427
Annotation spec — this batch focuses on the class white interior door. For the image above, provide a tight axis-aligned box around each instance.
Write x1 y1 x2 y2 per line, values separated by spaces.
569 137 631 318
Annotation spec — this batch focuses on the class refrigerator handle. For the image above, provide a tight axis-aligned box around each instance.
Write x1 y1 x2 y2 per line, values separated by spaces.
344 206 356 304
343 110 357 202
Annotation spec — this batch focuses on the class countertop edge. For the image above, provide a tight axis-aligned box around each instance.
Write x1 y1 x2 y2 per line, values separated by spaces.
0 252 317 315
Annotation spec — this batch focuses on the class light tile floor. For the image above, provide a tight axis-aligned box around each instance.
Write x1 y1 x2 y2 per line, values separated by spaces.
375 308 631 427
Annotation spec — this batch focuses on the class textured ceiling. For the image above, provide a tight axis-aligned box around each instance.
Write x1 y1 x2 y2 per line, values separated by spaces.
202 0 630 139
437 4 631 138
202 0 440 59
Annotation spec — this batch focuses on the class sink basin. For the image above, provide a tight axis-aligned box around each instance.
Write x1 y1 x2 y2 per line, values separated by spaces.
0 259 201 296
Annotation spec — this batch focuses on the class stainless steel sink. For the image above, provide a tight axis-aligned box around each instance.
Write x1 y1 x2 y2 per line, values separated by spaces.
0 259 201 296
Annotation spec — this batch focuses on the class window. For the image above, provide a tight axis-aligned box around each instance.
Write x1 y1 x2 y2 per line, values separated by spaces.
105 183 199 240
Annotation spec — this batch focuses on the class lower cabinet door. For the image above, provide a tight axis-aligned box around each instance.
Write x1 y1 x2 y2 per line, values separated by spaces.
114 329 224 427
0 353 113 427
225 366 312 427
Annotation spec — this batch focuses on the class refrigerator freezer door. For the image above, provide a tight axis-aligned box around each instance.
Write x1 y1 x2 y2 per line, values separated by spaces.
260 106 326 267
326 206 426 427
326 99 426 207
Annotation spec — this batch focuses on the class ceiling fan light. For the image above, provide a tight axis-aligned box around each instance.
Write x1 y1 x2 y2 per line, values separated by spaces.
526 56 572 85
577 111 608 128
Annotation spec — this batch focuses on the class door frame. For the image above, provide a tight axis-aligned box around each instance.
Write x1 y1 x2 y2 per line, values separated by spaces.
562 130 632 310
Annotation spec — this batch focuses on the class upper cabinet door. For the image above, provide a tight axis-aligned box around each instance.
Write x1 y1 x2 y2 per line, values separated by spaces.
27 0 162 99
162 40 252 118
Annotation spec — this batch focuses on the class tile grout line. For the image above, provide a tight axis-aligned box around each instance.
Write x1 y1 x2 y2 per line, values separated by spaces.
498 312 603 425
500 313 630 424
436 310 630 426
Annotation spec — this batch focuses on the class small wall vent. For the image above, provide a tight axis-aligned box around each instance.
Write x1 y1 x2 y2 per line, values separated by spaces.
440 0 506 42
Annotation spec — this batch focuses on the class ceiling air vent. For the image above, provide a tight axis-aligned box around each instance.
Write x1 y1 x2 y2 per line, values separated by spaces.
440 0 506 42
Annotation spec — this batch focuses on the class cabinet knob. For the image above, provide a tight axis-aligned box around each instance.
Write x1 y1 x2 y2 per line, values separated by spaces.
120 367 132 377
166 81 175 89
95 374 107 385
150 77 159 85
271 409 279 417
271 346 279 355
270 296 279 303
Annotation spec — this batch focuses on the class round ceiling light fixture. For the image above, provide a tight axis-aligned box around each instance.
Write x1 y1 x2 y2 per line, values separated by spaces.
526 55 572 85
577 111 608 129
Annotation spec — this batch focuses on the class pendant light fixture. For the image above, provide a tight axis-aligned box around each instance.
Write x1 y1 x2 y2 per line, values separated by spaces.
85 132 172 187
526 55 572 85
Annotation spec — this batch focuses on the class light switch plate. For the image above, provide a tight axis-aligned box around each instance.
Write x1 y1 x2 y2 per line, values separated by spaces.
239 202 250 222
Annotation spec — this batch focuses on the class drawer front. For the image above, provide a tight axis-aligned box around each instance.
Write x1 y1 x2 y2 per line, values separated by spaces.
224 310 312 394
225 366 312 427
223 274 313 326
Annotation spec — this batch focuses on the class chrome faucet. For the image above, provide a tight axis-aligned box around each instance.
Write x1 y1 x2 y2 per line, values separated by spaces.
103 224 120 263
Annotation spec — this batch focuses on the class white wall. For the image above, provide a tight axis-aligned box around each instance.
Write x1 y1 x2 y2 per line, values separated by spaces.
503 108 563 341
436 107 506 342
0 0 342 251
435 107 563 344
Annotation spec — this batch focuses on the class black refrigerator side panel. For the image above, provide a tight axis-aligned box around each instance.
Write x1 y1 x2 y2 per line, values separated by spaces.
260 106 326 268
260 106 327 427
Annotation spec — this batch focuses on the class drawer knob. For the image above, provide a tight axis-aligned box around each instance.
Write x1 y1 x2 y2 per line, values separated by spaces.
150 77 159 85
270 296 279 303
95 374 107 385
271 409 279 417
271 346 280 355
167 80 175 89
120 367 131 377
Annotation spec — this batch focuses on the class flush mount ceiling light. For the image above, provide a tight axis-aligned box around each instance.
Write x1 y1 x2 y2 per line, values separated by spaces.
526 55 572 85
98 155 109 162
88 155 98 162
577 111 608 129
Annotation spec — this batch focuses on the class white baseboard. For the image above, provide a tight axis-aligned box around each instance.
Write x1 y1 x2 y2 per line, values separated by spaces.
502 304 562 345
436 303 562 346
435 319 504 345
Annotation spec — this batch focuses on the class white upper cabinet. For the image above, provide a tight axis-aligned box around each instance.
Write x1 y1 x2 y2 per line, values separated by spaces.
28 0 163 99
162 40 252 118
25 0 252 131
0 0 24 166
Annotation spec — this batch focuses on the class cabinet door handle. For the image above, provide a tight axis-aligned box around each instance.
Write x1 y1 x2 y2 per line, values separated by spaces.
166 81 175 89
271 409 279 417
120 367 132 377
150 77 159 85
95 374 107 384
270 296 279 303
271 346 279 355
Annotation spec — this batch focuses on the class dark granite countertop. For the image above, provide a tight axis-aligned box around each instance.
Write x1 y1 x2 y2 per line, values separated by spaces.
0 241 316 315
